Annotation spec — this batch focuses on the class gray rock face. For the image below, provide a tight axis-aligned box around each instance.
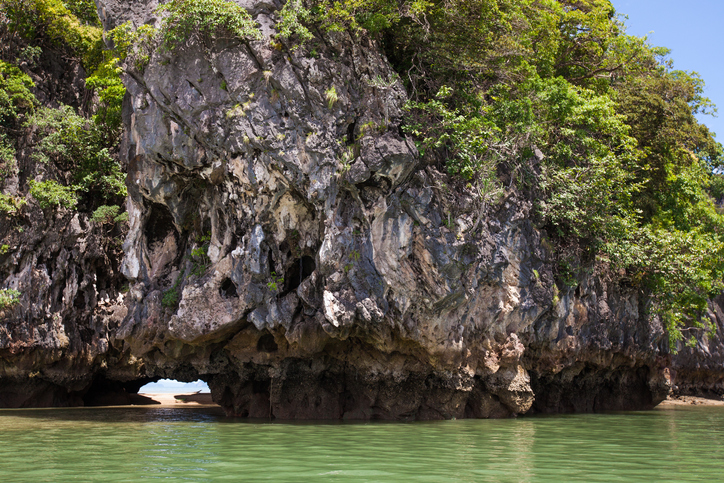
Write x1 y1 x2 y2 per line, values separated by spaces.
669 294 724 398
0 206 129 406
95 0 675 418
1 0 720 416
0 41 130 407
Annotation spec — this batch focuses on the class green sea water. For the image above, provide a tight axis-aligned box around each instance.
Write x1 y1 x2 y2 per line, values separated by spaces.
1 405 723 482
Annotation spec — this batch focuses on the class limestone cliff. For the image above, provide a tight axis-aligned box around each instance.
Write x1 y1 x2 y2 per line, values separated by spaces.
1 0 722 417
0 32 129 407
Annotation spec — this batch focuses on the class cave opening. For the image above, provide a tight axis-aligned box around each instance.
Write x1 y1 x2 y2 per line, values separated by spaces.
257 333 279 353
82 377 217 407
284 256 316 293
145 203 178 248
82 376 156 407
220 278 238 298
138 379 211 397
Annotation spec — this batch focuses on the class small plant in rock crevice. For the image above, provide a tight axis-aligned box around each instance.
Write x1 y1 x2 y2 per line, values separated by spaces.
0 288 21 310
325 85 338 109
162 276 182 308
0 193 26 215
338 145 354 175
189 232 212 276
267 271 284 292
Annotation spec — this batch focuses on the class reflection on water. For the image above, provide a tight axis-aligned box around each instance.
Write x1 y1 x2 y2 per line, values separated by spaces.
1 405 723 482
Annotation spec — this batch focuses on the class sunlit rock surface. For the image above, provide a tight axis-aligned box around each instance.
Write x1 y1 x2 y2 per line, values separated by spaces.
2 0 721 415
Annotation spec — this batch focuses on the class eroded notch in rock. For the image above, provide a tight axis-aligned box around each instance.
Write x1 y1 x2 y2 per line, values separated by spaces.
145 203 178 248
267 250 276 275
346 118 358 145
284 256 316 293
73 291 85 310
219 278 238 298
257 332 278 353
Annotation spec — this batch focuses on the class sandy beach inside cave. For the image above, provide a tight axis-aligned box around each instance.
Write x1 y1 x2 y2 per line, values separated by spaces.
657 395 724 407
135 392 217 407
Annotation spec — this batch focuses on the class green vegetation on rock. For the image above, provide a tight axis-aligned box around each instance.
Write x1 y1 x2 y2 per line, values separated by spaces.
0 59 36 129
0 133 17 177
157 0 264 50
110 0 265 70
2 0 722 350
1 0 127 220
0 192 25 214
85 57 126 135
0 287 20 309
61 0 100 27
276 0 313 43
162 275 183 308
29 179 77 208
294 0 724 347
91 204 127 225
26 105 126 204
1 0 103 70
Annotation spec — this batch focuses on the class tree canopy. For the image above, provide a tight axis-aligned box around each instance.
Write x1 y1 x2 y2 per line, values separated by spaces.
290 0 724 348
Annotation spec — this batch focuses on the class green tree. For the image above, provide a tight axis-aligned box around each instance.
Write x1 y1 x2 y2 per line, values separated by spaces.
26 105 126 206
0 0 103 70
0 59 36 130
301 0 724 347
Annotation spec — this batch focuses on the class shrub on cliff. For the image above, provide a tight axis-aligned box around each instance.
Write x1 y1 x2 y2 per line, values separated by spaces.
157 0 264 50
85 57 126 136
0 0 103 70
0 133 16 177
0 287 20 310
28 179 77 209
1 0 125 137
26 105 127 206
91 204 128 225
0 59 36 130
62 0 100 27
0 0 127 227
0 192 25 214
0 59 36 182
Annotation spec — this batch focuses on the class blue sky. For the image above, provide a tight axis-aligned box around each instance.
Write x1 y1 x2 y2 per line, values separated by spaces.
139 379 210 393
612 0 724 141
